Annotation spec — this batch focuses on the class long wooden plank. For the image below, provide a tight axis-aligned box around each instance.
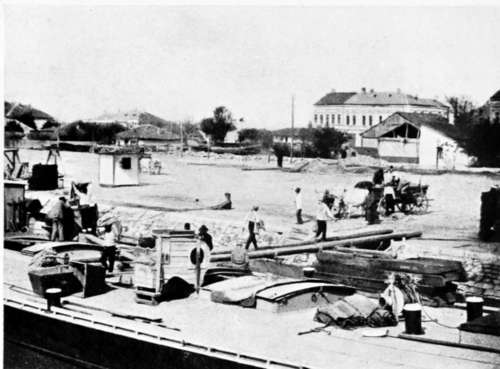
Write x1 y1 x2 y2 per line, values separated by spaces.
210 230 423 262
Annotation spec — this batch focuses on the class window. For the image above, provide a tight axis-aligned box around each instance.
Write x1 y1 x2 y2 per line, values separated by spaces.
353 116 356 125
320 115 323 124
338 115 341 124
362 116 366 126
120 157 132 170
314 114 318 123
325 114 329 127
369 116 373 126
379 116 383 123
346 116 350 125
332 114 335 125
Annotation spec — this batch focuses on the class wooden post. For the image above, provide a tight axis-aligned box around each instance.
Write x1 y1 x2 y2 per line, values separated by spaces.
290 94 295 163
195 242 201 294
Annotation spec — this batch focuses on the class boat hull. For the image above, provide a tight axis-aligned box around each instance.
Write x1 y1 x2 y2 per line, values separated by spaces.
4 303 258 369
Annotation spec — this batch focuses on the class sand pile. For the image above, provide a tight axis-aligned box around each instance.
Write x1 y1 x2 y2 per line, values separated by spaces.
302 159 334 174
343 155 389 168
112 206 291 251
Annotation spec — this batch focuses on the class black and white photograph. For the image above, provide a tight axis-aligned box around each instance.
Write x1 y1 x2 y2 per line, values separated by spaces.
2 2 500 368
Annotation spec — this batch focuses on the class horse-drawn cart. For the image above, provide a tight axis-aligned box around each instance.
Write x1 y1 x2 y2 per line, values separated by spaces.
382 181 430 215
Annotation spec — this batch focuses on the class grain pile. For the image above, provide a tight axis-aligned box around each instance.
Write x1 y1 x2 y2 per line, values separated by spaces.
455 255 500 299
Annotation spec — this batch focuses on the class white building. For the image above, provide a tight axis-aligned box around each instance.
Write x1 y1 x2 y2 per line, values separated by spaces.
312 88 449 146
360 112 470 169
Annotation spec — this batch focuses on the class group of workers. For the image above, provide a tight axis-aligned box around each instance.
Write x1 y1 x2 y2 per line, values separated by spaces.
42 166 407 275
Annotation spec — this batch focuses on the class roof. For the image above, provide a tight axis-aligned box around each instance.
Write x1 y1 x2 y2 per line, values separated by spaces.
116 124 180 141
490 90 500 102
362 112 460 140
88 110 177 129
314 90 447 109
4 101 55 129
314 92 356 106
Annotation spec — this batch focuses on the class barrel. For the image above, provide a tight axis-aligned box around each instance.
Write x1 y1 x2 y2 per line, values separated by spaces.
45 287 62 311
403 303 423 335
466 296 484 322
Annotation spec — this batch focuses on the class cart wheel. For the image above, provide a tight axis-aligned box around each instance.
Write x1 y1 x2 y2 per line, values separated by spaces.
396 201 413 214
413 194 429 214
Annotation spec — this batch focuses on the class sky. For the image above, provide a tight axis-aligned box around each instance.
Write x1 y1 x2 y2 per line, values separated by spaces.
4 5 500 128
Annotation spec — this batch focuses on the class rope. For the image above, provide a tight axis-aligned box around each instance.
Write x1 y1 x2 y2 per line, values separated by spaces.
421 306 459 330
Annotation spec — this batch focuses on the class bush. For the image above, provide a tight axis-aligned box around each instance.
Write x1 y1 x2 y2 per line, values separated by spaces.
312 127 347 158
238 128 273 149
462 119 500 167
57 121 126 143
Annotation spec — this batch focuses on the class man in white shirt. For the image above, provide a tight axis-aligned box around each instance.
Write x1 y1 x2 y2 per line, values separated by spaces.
295 187 303 224
315 198 335 241
244 206 260 250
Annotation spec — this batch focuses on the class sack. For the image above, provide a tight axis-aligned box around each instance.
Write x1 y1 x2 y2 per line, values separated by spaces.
367 308 398 327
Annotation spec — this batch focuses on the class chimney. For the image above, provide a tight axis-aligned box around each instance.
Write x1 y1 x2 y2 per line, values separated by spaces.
361 87 367 93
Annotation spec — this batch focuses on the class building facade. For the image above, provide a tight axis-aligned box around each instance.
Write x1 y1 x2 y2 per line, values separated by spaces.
360 112 470 169
477 90 500 123
312 88 449 146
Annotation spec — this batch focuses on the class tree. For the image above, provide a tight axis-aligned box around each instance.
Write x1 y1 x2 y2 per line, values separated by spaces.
312 127 347 158
446 96 475 132
200 106 236 143
462 118 500 167
238 128 260 143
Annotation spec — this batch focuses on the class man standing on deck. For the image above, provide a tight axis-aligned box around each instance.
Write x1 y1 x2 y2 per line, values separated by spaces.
198 225 214 251
244 206 261 250
48 196 67 241
295 187 303 224
315 197 334 241
100 224 117 273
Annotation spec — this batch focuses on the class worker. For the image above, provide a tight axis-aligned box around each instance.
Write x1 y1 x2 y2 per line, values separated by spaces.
100 224 117 273
244 206 261 250
323 190 335 210
184 223 191 231
211 192 232 210
315 197 334 241
48 196 67 241
71 181 93 206
364 187 381 225
198 225 213 251
295 187 303 224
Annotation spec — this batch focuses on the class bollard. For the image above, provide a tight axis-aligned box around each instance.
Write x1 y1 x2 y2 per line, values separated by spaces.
303 267 315 278
45 288 62 311
403 303 424 335
466 296 484 322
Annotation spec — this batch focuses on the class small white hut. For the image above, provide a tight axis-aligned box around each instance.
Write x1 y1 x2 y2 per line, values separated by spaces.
96 146 142 187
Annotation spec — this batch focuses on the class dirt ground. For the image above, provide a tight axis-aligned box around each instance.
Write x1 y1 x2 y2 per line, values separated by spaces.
19 148 500 244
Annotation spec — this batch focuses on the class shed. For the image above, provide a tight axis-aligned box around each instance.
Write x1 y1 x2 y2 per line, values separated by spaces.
360 112 470 169
95 146 143 187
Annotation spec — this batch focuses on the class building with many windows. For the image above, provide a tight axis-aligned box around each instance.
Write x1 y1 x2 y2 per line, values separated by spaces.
312 88 449 145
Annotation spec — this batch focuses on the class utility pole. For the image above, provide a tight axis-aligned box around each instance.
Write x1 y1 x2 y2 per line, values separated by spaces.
180 121 184 157
290 94 295 163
